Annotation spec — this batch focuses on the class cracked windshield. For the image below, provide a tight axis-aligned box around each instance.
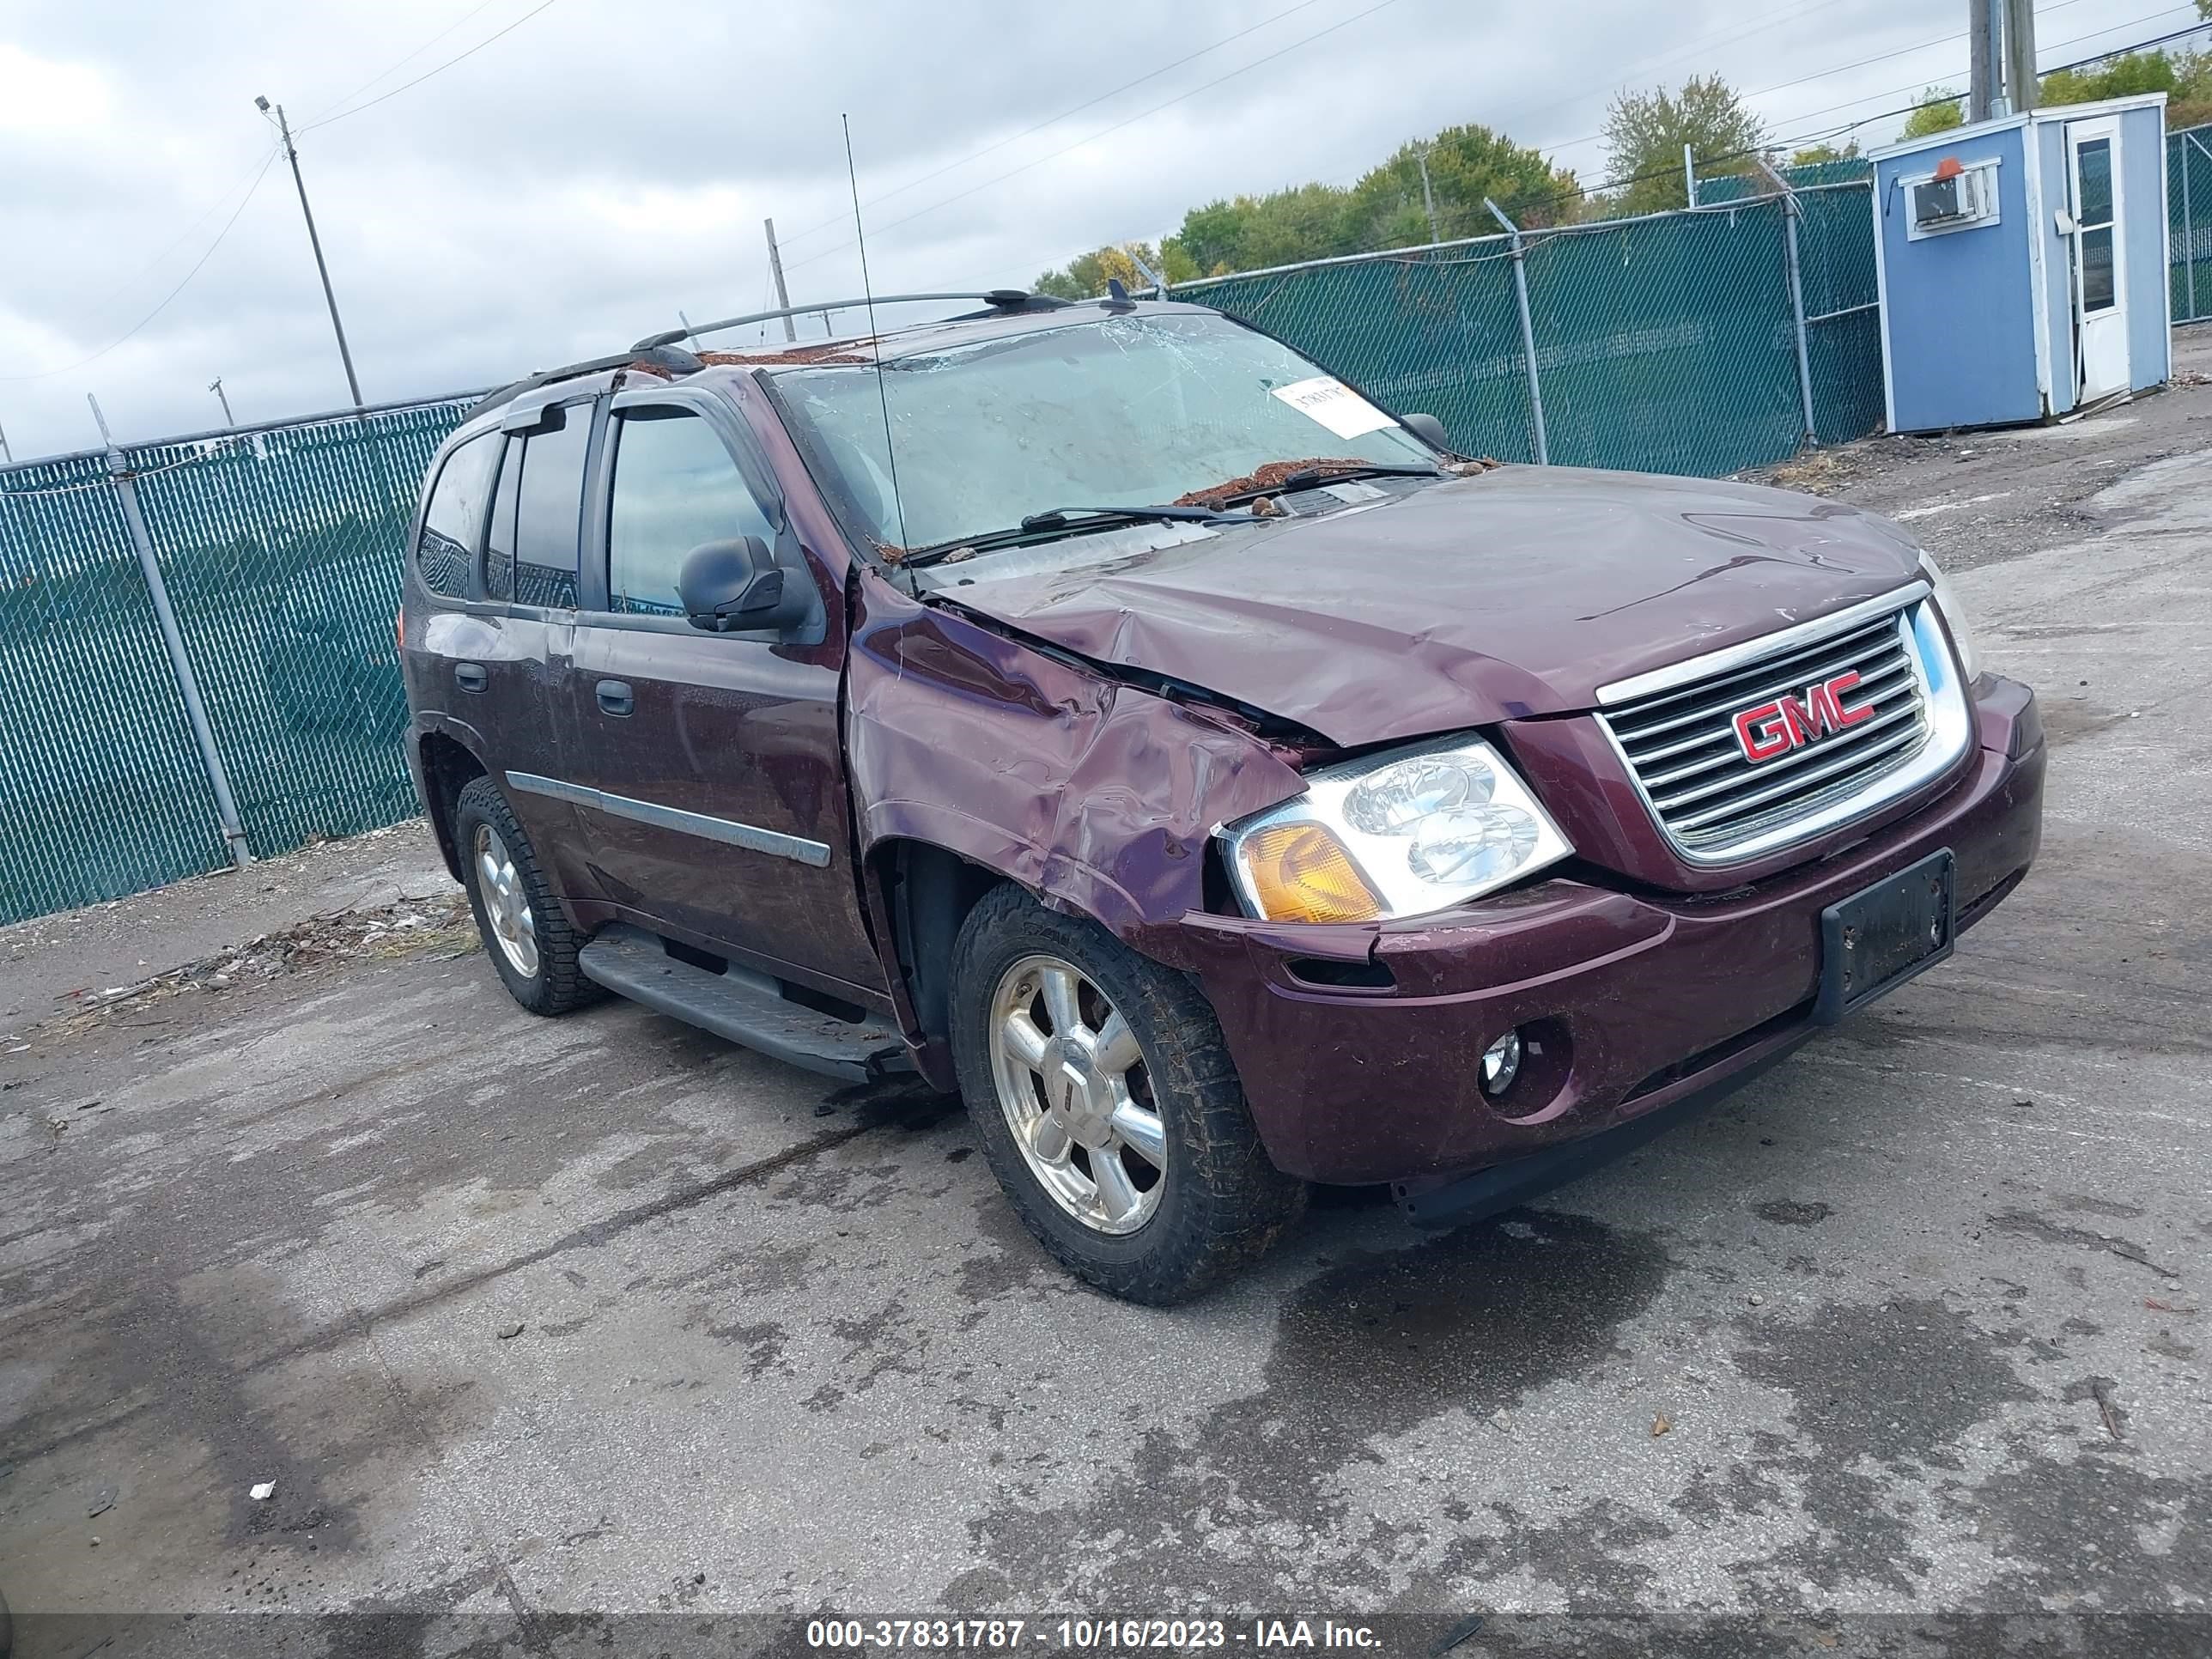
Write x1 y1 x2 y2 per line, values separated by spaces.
773 311 1438 554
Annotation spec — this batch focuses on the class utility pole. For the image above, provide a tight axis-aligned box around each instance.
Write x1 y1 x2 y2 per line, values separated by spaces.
209 377 235 426
1971 0 2001 122
1683 143 1699 208
763 217 799 343
2005 0 2039 113
1416 150 1442 244
0 418 11 466
1971 0 2038 120
257 96 364 406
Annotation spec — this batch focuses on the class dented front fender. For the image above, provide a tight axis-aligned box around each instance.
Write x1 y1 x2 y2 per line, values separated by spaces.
844 569 1307 964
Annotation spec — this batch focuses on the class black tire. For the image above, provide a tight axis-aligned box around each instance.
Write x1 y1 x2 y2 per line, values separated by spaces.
453 775 599 1017
950 884 1306 1304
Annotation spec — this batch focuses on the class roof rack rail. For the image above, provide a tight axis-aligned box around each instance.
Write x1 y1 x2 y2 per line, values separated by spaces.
630 289 1063 351
469 343 704 417
467 291 1076 421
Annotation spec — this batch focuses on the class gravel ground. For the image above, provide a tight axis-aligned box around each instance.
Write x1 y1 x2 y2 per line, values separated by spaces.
2 362 2209 1658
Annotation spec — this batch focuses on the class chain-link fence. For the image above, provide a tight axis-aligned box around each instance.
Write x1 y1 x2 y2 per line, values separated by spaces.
0 398 473 927
1173 181 1881 477
2169 123 2212 324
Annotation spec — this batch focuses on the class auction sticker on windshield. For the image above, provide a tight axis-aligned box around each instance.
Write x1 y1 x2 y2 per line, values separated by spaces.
1270 375 1396 440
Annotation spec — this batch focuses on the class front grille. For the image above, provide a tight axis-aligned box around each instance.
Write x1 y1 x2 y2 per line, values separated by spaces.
1599 601 1935 861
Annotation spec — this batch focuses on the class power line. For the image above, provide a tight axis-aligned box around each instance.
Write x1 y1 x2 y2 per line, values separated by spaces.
783 0 1410 277
300 0 560 132
1450 12 2212 229
59 143 279 325
1541 0 2123 166
772 0 1340 252
1759 3 2196 138
304 0 507 126
1 146 283 383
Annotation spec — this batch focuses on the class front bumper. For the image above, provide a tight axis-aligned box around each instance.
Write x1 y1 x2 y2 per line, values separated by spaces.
1177 677 2045 1189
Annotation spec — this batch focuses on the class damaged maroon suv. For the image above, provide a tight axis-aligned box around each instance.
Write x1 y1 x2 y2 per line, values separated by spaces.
399 292 2044 1303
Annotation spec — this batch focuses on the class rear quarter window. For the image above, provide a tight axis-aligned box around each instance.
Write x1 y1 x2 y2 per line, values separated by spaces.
416 431 500 599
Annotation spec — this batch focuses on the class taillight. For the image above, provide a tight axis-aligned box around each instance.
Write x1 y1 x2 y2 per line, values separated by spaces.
394 609 405 654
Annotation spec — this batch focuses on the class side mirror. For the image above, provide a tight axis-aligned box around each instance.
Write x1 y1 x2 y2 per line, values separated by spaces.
1402 412 1450 451
678 537 802 632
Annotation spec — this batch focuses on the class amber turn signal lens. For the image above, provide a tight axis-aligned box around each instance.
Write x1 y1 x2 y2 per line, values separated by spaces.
1242 822 1385 923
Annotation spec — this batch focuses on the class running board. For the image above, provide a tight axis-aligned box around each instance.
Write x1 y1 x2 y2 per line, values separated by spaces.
578 925 914 1084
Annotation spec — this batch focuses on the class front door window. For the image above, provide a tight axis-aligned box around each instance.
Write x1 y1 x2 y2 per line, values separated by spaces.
605 410 776 617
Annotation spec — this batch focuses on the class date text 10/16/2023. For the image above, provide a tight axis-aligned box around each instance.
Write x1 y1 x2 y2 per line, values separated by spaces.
805 1620 1383 1650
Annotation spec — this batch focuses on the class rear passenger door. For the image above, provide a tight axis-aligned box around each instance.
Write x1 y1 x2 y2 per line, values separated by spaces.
474 397 599 899
408 421 587 895
564 387 882 994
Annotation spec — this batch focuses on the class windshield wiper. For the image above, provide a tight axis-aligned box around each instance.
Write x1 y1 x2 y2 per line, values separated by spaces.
902 503 1256 567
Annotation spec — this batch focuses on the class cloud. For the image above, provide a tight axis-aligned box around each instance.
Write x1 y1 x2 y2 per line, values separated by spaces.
0 0 2157 458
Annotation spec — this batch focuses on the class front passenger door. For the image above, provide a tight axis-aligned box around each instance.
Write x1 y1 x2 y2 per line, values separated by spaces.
566 392 882 994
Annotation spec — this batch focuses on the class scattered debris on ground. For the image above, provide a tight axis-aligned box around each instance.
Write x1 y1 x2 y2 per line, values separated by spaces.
17 891 475 1043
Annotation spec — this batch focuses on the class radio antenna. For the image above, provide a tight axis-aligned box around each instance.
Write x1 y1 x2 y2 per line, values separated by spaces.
843 113 911 563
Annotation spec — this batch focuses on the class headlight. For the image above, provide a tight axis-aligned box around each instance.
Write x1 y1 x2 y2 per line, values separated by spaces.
1917 551 1980 680
1221 735 1573 923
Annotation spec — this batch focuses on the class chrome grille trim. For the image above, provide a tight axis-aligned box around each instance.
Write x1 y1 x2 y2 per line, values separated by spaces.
1595 592 1975 867
1595 583 1930 707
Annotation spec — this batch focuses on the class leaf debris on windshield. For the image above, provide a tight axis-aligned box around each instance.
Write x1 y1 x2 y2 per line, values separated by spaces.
1173 458 1395 509
701 342 878 368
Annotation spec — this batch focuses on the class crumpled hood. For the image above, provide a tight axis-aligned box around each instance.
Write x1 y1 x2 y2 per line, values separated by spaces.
938 465 1927 747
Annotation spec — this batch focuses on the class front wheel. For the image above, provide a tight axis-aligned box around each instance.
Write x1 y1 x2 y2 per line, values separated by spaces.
950 885 1305 1304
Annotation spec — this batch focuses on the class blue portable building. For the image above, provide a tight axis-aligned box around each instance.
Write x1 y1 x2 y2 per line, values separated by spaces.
1870 93 2171 433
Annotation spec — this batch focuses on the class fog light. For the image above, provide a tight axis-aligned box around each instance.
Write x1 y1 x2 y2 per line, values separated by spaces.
1480 1030 1522 1097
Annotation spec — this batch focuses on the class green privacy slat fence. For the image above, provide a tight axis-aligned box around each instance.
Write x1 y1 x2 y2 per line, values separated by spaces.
0 399 472 928
1180 183 1883 477
0 455 231 925
2168 124 2212 324
1695 158 1874 205
131 407 465 858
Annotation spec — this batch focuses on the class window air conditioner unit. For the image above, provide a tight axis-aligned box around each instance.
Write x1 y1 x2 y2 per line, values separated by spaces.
1907 160 1999 238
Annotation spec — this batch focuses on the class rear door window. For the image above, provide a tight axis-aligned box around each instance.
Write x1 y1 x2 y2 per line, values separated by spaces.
508 406 591 609
484 437 522 602
605 409 775 617
416 431 499 599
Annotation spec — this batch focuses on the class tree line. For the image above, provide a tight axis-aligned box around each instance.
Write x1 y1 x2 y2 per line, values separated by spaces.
1036 46 2212 297
1901 45 2212 141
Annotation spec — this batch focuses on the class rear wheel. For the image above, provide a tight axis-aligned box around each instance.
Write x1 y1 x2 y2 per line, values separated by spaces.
453 775 599 1016
951 885 1305 1304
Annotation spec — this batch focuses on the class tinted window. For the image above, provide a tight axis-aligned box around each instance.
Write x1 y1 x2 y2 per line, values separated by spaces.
606 410 774 617
484 438 521 602
513 407 590 610
416 432 498 599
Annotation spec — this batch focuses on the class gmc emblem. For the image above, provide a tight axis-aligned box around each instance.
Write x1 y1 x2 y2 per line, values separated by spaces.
1732 671 1876 763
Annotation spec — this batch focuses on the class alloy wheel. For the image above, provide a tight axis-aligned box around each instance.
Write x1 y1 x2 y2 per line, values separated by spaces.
473 823 539 978
987 953 1167 1236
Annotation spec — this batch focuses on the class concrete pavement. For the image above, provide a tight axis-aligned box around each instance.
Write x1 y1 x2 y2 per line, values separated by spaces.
2 392 2208 1659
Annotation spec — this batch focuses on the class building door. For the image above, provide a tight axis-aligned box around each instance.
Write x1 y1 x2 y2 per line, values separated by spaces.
2066 117 2130 404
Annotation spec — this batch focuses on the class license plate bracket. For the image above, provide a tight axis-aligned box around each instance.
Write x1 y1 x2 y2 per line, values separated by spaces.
1816 848 1956 1024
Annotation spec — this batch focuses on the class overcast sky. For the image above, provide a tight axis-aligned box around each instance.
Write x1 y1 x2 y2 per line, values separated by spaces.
0 0 2185 459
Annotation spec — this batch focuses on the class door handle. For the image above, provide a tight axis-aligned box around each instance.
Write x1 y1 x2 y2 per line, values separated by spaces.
596 679 635 717
453 662 489 693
